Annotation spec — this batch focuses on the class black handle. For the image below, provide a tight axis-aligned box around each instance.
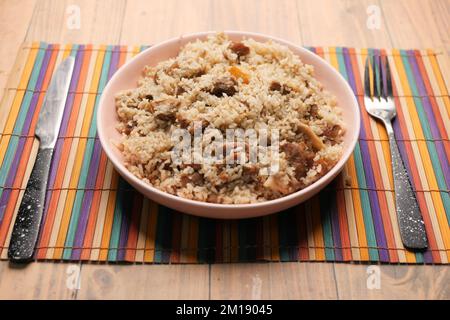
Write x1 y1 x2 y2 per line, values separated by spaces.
8 148 53 262
388 131 428 249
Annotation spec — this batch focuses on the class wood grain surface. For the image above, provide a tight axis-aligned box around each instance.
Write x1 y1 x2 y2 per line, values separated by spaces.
0 0 448 300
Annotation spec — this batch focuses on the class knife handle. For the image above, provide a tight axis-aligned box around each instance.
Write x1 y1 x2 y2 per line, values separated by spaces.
8 147 53 262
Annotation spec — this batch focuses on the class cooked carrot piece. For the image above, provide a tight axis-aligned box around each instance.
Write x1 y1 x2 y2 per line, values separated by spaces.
229 66 250 84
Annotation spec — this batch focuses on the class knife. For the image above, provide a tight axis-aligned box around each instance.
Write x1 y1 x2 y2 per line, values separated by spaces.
8 57 75 262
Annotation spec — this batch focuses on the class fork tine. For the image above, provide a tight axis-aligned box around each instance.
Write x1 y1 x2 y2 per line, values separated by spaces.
379 54 385 99
364 56 372 98
385 55 393 98
373 53 381 100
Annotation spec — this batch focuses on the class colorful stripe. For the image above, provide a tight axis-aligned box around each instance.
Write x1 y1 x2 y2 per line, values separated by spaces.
0 44 448 264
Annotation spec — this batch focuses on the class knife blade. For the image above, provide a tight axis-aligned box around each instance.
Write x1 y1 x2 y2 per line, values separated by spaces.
8 57 75 262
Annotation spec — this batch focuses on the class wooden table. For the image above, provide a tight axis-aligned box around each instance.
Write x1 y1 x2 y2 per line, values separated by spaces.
0 0 448 300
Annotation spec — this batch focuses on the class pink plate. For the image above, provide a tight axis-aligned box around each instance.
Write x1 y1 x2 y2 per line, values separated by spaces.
97 31 360 219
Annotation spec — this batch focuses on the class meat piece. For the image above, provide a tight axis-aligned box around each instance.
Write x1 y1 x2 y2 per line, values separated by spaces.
180 175 189 186
175 86 186 96
281 142 315 180
176 116 209 135
269 81 290 95
294 164 309 180
281 86 291 95
229 42 250 58
242 165 259 182
211 77 237 97
200 119 210 130
180 172 204 187
176 114 190 128
153 98 180 123
190 172 204 184
281 142 305 160
185 69 205 79
269 81 282 91
323 124 342 145
155 112 176 122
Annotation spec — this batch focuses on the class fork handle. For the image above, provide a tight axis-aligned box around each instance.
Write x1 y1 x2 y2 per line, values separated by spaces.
384 120 428 249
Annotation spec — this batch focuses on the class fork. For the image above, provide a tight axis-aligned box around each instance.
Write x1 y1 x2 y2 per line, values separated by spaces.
364 54 428 250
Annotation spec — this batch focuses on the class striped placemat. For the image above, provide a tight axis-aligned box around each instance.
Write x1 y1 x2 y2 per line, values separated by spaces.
0 43 448 264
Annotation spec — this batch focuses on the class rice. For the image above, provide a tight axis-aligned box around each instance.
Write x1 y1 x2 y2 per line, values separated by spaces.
115 33 345 204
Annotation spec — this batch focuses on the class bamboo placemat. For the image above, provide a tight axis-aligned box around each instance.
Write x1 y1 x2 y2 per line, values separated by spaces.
0 43 448 264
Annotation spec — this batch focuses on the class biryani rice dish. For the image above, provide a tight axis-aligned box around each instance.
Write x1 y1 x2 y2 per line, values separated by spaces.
115 33 345 204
